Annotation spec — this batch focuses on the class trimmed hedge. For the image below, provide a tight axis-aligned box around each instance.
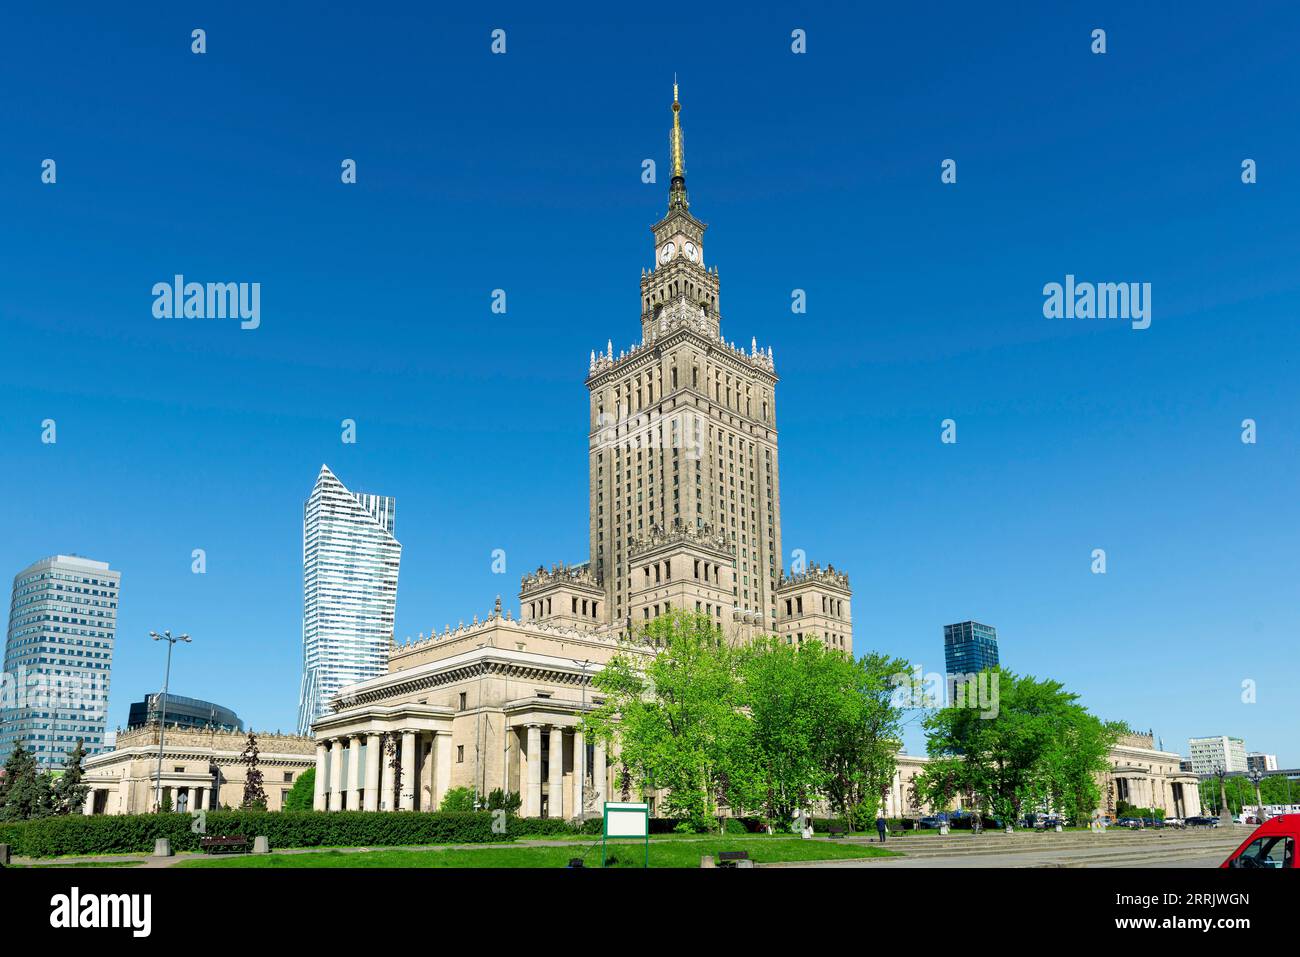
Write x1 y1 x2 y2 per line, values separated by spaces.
0 811 515 858
0 810 801 858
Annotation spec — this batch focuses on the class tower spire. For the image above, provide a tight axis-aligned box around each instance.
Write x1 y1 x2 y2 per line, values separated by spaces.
669 78 688 210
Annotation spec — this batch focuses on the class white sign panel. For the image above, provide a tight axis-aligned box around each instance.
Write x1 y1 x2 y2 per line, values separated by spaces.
605 801 649 838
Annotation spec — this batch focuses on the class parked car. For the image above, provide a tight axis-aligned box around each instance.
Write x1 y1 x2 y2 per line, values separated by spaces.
1116 817 1143 828
1185 816 1220 828
917 816 944 829
1221 814 1298 869
1163 817 1185 829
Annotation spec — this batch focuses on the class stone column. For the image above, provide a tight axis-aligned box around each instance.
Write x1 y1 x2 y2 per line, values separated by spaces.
347 736 363 811
593 740 607 808
400 730 417 811
573 729 586 819
380 734 395 811
363 733 382 811
313 742 329 811
548 726 565 819
526 724 542 817
83 789 96 816
329 738 346 811
434 731 453 810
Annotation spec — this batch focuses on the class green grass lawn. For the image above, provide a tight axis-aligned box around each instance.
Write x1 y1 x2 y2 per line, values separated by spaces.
179 836 899 868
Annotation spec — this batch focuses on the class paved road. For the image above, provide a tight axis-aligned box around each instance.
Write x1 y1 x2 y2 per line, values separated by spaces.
770 830 1245 868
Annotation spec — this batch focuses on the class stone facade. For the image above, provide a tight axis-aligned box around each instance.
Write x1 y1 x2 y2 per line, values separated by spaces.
80 725 315 815
312 610 651 816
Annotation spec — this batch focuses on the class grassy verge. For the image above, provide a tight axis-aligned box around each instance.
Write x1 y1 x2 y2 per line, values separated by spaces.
179 836 899 868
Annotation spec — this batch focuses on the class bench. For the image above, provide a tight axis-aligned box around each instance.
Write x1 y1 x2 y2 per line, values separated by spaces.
199 835 249 855
717 850 750 868
827 823 847 838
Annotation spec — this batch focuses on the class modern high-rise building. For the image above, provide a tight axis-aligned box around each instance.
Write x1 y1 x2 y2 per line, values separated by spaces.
1246 752 1278 773
943 620 1000 675
127 692 242 732
1 555 120 771
1188 735 1248 774
297 465 401 734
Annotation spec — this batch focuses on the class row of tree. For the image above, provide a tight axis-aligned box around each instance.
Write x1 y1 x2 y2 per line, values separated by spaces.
580 610 907 832
0 740 90 821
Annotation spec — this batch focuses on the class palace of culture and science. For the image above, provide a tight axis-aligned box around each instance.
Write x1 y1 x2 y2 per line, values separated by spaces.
306 86 854 817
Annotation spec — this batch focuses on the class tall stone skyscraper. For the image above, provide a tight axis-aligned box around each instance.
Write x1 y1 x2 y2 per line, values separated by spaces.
521 84 853 654
297 465 401 734
1 555 120 770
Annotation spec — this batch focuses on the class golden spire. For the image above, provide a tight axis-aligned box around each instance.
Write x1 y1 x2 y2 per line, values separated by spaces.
669 77 688 210
671 77 685 180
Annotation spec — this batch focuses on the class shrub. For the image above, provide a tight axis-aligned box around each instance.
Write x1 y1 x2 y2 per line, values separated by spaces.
439 787 478 813
0 811 510 858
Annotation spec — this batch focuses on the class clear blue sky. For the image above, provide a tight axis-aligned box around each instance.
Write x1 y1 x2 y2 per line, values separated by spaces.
2 2 1296 764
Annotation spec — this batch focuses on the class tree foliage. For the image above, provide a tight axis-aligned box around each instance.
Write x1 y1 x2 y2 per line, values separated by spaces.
918 668 1120 825
581 610 761 831
0 743 53 821
51 739 91 816
283 767 316 812
580 610 909 833
439 786 478 812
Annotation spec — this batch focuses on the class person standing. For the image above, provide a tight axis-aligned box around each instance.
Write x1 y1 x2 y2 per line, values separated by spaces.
876 816 888 843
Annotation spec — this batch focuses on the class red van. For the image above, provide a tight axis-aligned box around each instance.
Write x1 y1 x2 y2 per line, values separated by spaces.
1221 815 1299 869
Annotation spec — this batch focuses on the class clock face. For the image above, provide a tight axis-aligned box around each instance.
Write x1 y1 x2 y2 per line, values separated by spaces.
660 241 676 263
684 241 698 262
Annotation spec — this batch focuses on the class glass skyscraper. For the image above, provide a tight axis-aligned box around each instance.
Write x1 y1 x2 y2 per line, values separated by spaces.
1 555 120 771
943 620 1000 675
297 465 401 734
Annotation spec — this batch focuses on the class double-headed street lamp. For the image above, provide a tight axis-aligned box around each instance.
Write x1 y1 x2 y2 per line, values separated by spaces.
149 630 191 811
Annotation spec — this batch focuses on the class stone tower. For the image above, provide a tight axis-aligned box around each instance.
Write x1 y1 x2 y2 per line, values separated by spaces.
585 83 786 638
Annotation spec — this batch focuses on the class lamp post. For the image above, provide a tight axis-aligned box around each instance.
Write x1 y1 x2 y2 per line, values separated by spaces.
149 630 191 811
1215 769 1232 826
1247 769 1265 822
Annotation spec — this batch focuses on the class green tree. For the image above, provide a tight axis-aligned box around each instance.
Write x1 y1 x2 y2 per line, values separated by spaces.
740 636 837 825
581 610 760 832
919 668 1114 827
741 638 907 828
486 787 522 815
50 739 91 815
0 743 54 821
283 767 316 811
806 648 908 833
440 786 478 812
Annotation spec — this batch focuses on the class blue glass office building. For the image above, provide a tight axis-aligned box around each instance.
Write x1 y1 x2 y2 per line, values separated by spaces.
943 620 1000 675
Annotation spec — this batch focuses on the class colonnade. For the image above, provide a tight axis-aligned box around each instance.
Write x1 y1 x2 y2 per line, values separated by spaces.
313 729 453 812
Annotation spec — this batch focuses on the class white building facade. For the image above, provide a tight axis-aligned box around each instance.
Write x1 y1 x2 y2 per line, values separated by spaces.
0 555 120 770
1188 734 1248 774
297 465 401 734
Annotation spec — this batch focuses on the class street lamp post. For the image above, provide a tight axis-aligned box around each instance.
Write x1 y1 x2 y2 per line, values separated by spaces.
1247 769 1266 822
1215 769 1233 826
149 630 191 811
